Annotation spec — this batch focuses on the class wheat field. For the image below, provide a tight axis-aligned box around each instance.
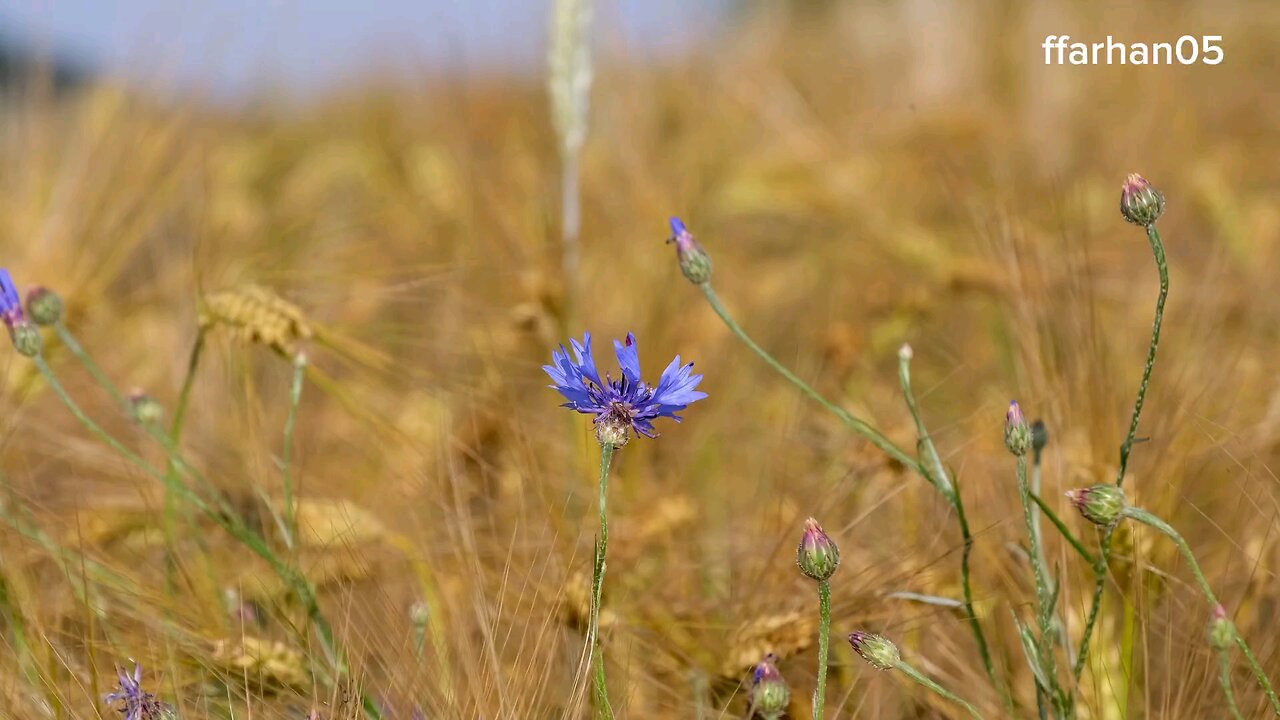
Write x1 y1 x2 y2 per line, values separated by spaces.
0 2 1278 718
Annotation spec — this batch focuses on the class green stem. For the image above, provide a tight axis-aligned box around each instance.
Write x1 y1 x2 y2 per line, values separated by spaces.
1029 493 1095 567
32 353 379 718
1218 648 1244 720
170 328 206 447
282 353 307 549
700 283 922 474
1017 455 1062 716
1076 221 1169 677
895 659 986 720
53 322 125 408
1123 506 1280 714
814 580 831 720
897 350 997 691
589 443 616 720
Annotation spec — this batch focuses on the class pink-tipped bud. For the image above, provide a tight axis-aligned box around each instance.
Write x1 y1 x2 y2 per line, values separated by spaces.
1207 604 1235 650
847 631 900 670
1120 174 1165 227
667 217 712 285
1065 484 1126 527
25 287 63 326
749 653 791 719
128 389 165 426
796 517 840 582
1004 401 1032 456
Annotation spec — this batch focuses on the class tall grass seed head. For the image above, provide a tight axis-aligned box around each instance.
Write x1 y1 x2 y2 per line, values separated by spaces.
848 631 900 670
1207 604 1235 650
1120 173 1165 227
749 653 791 719
25 286 64 326
667 217 712 284
1065 484 1126 526
1004 400 1033 456
544 331 707 445
796 517 840 581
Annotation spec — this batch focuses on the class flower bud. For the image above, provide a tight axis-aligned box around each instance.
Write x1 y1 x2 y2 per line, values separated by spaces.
1031 419 1049 456
9 322 42 357
1065 484 1126 527
1120 174 1165 227
796 517 840 582
25 287 64 326
1207 605 1235 650
1004 401 1032 456
129 389 165 426
749 653 790 719
667 217 712 285
847 631 900 670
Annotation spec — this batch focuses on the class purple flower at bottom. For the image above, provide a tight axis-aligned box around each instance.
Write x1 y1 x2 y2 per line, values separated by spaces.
104 663 174 720
544 331 707 445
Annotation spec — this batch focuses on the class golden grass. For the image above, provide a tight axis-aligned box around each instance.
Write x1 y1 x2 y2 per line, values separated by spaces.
0 2 1278 718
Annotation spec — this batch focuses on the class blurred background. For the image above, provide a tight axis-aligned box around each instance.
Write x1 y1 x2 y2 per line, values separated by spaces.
0 1 1278 718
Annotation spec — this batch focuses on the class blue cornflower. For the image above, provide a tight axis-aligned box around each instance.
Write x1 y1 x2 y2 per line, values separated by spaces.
0 268 24 328
544 331 707 446
104 663 175 720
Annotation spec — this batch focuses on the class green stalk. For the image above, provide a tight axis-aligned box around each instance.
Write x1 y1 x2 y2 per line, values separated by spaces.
1029 493 1096 567
170 328 206 448
589 442 616 719
814 580 831 720
1218 648 1244 720
1017 454 1063 716
897 349 998 691
53 321 125 407
281 353 307 549
1077 222 1169 675
700 283 921 474
32 352 381 719
895 659 986 720
1122 506 1279 714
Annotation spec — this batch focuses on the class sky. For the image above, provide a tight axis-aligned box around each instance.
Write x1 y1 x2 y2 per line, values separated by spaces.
1 1 729 98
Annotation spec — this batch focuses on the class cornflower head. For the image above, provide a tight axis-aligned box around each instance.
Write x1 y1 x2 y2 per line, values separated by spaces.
667 217 712 284
796 517 840 581
848 631 900 671
1120 173 1165 227
544 331 707 447
0 268 41 357
748 653 790 719
104 663 176 720
1003 400 1032 456
1065 484 1127 527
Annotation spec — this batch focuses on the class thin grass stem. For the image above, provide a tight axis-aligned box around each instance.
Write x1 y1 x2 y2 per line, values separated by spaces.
53 321 125 407
282 353 307 549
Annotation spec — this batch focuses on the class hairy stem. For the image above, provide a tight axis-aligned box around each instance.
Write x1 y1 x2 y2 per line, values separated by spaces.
897 349 998 690
701 283 921 474
1218 648 1245 720
895 659 986 720
589 443 616 719
1123 506 1280 714
814 580 831 720
1018 455 1063 716
53 322 125 407
1076 222 1169 676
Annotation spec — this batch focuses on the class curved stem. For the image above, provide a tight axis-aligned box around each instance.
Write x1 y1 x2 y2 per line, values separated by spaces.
895 659 986 720
53 322 125 407
1218 648 1245 720
589 443 616 719
170 328 207 447
1076 222 1169 677
700 283 922 475
814 580 831 720
897 350 997 691
1123 506 1280 714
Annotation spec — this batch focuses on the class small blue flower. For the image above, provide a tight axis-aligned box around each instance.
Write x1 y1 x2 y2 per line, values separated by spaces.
104 663 174 720
544 331 707 444
0 268 24 328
